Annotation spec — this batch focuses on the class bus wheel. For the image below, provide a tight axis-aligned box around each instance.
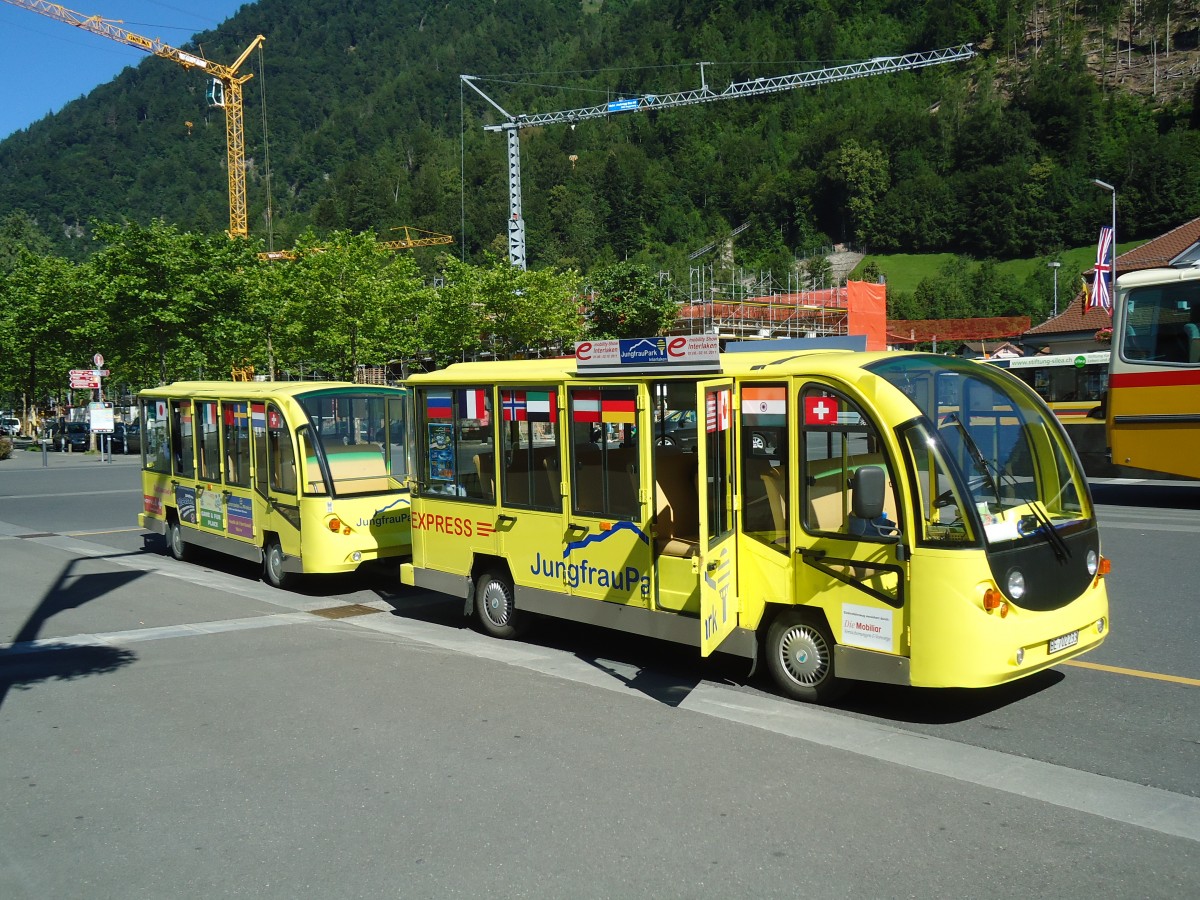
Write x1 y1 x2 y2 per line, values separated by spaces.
263 537 292 590
474 569 524 639
167 519 191 562
765 610 848 704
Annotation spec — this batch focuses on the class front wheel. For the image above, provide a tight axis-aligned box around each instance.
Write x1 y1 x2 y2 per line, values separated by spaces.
166 518 191 562
765 610 849 704
474 569 525 639
262 537 293 590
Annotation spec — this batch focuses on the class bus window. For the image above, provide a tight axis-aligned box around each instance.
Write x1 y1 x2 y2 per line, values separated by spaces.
142 398 170 475
196 400 221 483
171 400 195 478
385 394 409 481
1123 284 1199 363
266 405 296 494
799 387 898 539
499 388 560 510
739 382 789 552
568 386 639 520
900 420 976 546
223 402 251 488
415 387 492 500
299 430 328 495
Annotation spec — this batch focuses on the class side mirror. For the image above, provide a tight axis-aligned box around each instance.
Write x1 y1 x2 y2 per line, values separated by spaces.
850 465 887 520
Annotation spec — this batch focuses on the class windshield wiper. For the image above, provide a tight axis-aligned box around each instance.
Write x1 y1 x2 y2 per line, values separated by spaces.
945 413 1000 504
946 413 1071 560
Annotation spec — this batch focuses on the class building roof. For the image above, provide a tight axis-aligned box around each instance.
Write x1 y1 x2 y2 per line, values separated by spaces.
1026 216 1200 336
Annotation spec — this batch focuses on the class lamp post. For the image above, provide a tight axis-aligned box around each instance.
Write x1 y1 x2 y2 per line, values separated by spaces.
1091 178 1117 301
1047 261 1061 317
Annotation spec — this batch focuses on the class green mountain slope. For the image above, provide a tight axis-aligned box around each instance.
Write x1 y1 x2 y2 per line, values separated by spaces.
1 0 1198 274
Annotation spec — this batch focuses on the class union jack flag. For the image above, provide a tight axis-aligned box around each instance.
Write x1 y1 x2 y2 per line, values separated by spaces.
1089 226 1114 315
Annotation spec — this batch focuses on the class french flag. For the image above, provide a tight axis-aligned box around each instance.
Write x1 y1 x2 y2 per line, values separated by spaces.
459 388 487 420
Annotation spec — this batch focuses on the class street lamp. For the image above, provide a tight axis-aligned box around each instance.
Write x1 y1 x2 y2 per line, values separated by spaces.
1091 178 1117 303
1047 261 1061 317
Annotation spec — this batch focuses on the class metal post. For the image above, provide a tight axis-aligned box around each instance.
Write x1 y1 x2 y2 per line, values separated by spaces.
1048 261 1061 317
1092 179 1117 299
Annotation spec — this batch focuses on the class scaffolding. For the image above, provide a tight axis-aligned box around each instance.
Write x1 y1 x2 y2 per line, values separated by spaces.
670 267 852 340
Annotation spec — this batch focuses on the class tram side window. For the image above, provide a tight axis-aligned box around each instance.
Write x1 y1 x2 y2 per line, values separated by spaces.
901 421 976 547
417 388 492 501
740 382 789 553
568 386 640 520
799 387 899 540
255 404 296 495
171 400 195 479
141 399 170 475
223 402 251 488
196 401 221 482
498 387 561 510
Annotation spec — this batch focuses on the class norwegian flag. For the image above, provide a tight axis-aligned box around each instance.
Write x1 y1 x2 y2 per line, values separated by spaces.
1089 226 1114 315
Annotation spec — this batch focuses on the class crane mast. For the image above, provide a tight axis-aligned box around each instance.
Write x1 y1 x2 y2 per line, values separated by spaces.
463 44 975 269
4 0 265 238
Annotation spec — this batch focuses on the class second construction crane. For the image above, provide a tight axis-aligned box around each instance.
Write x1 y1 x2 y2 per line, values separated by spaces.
463 45 975 270
5 0 264 238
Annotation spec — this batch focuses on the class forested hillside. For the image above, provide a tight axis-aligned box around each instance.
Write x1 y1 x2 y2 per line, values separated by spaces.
2 0 1199 278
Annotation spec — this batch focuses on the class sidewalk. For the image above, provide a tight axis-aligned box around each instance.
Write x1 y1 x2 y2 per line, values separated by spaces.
1 442 143 470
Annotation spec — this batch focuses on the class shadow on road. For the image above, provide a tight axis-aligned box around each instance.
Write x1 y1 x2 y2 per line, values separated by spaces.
1091 480 1200 509
0 560 141 710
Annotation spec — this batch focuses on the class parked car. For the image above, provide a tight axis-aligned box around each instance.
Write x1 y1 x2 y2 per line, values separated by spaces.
1 416 21 436
110 422 141 454
653 409 698 452
48 421 91 451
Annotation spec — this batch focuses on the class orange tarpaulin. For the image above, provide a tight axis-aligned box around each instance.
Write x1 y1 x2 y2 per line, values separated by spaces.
847 281 887 351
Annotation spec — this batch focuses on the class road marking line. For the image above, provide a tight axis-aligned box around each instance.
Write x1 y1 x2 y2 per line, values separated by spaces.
0 489 140 500
62 527 145 536
1061 658 1200 686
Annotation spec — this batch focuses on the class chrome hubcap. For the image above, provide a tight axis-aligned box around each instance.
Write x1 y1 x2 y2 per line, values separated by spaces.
481 581 511 627
778 624 829 686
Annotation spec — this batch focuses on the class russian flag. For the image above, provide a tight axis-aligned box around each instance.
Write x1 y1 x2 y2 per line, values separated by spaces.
427 391 454 419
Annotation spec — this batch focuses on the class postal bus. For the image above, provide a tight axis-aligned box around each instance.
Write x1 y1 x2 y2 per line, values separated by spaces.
399 337 1110 703
989 351 1109 424
138 381 411 587
1107 267 1200 479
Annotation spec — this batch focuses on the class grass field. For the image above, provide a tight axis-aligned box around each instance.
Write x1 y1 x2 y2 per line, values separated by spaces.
851 241 1145 295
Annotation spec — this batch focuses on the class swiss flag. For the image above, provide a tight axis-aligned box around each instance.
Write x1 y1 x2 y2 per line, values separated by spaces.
804 395 839 425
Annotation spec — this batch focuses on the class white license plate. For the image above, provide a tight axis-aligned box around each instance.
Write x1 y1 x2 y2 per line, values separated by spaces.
1048 630 1080 654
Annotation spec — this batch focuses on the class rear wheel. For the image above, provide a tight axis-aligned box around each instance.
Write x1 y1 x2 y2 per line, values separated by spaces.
474 569 525 639
765 610 849 704
166 518 191 562
262 537 293 590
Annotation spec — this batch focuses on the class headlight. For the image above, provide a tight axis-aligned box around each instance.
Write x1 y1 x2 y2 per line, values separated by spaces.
1086 549 1098 576
1007 569 1026 600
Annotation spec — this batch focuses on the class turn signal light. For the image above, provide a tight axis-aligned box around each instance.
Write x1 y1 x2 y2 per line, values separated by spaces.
1097 556 1111 575
328 517 342 533
983 588 1009 617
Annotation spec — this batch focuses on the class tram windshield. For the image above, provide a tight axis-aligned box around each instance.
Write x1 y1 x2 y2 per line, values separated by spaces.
296 389 409 494
867 356 1091 547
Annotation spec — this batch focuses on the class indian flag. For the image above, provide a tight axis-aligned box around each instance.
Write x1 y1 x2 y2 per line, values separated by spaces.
742 386 786 423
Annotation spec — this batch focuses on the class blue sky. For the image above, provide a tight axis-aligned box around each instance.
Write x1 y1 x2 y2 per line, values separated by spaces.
0 1 251 140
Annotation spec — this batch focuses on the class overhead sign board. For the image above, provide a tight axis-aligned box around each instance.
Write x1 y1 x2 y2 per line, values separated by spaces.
607 98 639 113
575 335 721 373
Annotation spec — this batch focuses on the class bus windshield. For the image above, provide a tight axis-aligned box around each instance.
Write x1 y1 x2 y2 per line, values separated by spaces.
867 356 1091 546
297 389 408 495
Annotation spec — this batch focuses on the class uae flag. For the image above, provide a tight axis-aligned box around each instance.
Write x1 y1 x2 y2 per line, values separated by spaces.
601 389 636 424
526 390 556 422
572 389 602 423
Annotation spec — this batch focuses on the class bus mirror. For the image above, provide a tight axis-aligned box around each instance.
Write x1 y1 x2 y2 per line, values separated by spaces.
851 465 887 520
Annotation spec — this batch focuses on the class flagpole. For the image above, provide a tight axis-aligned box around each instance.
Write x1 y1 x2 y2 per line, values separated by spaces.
1092 179 1117 305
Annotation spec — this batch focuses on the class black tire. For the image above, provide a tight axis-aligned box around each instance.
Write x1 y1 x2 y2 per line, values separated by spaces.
166 518 191 562
262 537 293 590
655 435 676 448
474 569 524 639
765 609 849 704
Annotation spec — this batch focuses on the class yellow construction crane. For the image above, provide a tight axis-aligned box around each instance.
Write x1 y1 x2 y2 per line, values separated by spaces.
258 228 454 261
4 0 264 238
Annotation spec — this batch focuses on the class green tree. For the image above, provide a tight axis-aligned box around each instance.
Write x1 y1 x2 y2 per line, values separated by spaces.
585 262 675 339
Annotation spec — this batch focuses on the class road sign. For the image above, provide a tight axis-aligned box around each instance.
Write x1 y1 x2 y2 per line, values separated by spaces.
93 353 104 368
69 375 100 389
89 402 114 433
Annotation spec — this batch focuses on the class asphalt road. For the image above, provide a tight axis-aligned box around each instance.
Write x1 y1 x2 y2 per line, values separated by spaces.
1 448 1197 898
